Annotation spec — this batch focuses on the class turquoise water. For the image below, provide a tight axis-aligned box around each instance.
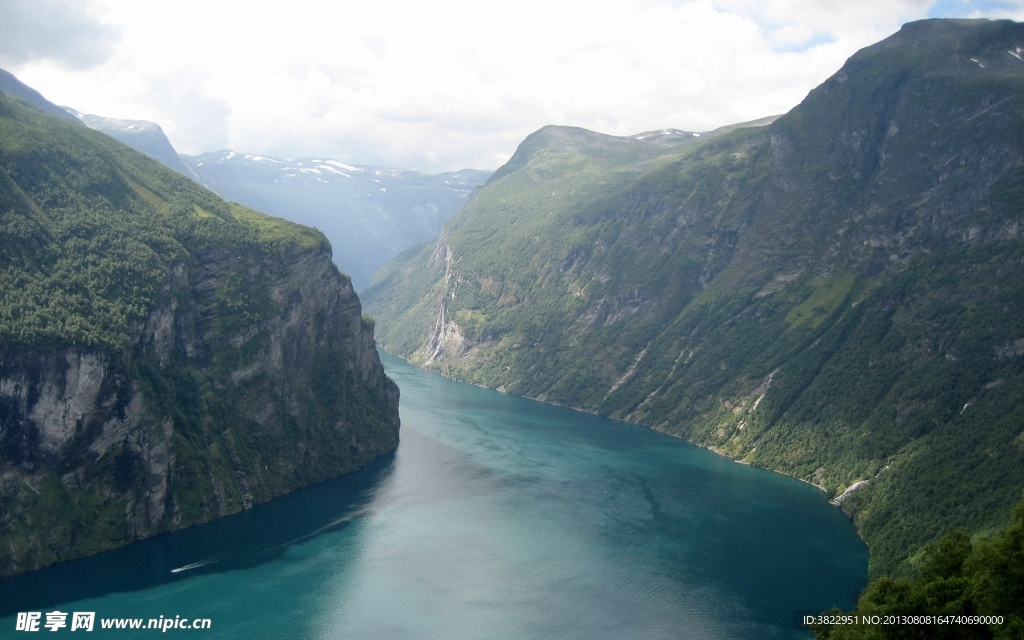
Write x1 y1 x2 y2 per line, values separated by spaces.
0 352 866 638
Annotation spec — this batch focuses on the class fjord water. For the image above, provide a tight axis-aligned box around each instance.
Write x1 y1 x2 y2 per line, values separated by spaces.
0 352 866 639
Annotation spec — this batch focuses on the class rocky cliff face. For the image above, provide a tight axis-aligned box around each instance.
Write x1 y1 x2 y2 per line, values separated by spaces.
0 348 179 546
0 86 400 576
0 241 398 576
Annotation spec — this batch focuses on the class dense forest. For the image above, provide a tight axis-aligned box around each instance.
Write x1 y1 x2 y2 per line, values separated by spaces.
813 498 1024 639
0 90 325 351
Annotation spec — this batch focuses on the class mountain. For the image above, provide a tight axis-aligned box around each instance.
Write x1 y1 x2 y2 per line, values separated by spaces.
56 97 490 291
0 84 400 575
363 18 1024 575
0 69 80 123
66 109 199 180
182 152 491 290
812 498 1024 637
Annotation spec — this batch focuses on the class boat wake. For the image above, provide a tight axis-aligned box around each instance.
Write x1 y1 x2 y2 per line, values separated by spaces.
170 559 218 574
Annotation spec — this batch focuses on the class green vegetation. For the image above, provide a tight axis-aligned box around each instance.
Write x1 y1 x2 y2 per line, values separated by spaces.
0 92 327 352
225 202 325 249
786 274 859 330
813 498 1024 639
1 473 129 571
0 88 398 575
364 19 1024 576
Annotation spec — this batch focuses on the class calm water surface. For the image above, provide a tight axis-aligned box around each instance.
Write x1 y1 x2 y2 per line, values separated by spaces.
0 351 866 639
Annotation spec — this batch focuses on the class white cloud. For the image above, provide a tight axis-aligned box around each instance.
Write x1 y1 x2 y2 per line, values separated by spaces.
4 0 1022 171
0 0 118 69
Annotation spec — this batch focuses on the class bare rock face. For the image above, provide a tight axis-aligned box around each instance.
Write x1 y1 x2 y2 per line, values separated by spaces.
0 243 399 576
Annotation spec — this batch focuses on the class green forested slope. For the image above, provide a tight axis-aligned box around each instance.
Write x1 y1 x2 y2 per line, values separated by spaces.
814 499 1024 639
0 89 399 575
364 18 1024 575
0 91 323 351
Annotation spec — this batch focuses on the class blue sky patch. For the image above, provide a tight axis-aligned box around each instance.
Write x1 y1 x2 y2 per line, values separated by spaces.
927 0 1019 18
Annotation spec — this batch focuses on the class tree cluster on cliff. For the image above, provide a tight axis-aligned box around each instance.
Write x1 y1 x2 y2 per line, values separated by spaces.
815 498 1024 639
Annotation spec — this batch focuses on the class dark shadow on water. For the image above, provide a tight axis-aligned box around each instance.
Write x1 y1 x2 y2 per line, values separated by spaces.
0 452 396 617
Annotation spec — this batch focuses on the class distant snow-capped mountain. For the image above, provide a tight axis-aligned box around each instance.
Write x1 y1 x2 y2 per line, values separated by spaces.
60 103 490 289
182 151 491 289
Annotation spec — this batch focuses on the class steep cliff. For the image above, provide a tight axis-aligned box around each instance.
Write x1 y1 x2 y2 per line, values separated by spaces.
364 18 1024 574
0 87 399 576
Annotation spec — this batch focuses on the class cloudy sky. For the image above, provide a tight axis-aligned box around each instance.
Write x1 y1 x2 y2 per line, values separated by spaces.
2 0 1022 171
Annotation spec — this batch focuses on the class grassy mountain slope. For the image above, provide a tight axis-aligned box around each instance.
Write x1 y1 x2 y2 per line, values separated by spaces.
0 93 317 352
0 88 399 574
364 18 1024 575
69 110 199 179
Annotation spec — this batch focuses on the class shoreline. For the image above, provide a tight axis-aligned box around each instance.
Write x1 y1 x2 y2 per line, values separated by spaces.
379 347 846 503
378 347 870 557
692 439 831 495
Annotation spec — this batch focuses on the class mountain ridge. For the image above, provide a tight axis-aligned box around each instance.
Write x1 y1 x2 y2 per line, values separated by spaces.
19 77 493 292
0 69 81 123
181 150 491 289
364 18 1024 575
63 108 200 180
